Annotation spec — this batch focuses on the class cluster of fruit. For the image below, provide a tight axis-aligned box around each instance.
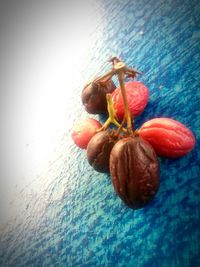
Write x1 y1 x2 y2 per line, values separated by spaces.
71 58 195 209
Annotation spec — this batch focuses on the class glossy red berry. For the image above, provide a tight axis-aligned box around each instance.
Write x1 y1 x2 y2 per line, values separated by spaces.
138 118 195 158
111 81 149 120
71 118 102 149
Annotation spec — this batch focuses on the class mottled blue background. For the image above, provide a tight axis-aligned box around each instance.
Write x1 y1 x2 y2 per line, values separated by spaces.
0 0 200 266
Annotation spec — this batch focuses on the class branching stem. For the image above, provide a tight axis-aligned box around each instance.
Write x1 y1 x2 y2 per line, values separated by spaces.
94 57 139 135
114 62 133 135
97 94 127 133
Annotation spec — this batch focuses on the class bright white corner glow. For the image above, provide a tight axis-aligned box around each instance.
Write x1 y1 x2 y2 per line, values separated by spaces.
0 1 103 223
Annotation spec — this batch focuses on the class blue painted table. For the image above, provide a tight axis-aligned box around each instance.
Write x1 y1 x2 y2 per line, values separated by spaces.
0 0 200 266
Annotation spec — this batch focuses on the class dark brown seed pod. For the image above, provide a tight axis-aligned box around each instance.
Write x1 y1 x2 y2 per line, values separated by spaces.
110 136 159 209
81 79 116 114
87 130 117 173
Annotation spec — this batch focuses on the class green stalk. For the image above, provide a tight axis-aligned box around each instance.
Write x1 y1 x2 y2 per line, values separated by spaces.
114 62 133 135
97 94 127 133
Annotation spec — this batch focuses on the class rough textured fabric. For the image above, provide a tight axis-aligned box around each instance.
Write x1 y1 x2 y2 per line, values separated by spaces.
0 0 200 266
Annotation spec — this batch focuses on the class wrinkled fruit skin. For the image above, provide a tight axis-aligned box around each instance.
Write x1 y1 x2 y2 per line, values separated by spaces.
110 137 159 209
71 118 102 149
82 79 116 114
138 118 195 158
112 81 149 120
87 130 117 173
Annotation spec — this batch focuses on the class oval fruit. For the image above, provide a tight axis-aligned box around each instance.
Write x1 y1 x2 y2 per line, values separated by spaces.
111 81 149 120
87 130 117 173
110 137 159 209
81 78 116 114
138 118 195 158
71 118 102 149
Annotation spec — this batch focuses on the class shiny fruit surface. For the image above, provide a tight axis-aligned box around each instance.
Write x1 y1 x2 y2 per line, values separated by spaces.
112 81 149 120
71 118 102 149
138 118 195 158
110 136 159 209
82 79 116 114
87 130 117 173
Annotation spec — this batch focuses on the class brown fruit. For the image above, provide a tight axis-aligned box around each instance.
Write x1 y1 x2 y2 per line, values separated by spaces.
110 136 159 209
81 79 116 114
87 130 117 173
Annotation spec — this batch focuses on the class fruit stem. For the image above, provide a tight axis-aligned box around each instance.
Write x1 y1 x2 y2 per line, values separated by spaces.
115 116 126 137
93 69 115 84
97 94 127 133
116 65 133 134
94 58 138 135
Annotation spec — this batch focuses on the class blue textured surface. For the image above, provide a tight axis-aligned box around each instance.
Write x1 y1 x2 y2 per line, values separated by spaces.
0 0 200 266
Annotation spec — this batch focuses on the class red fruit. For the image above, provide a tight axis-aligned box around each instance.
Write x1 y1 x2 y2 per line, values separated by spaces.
71 118 102 149
112 81 149 120
138 118 195 158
